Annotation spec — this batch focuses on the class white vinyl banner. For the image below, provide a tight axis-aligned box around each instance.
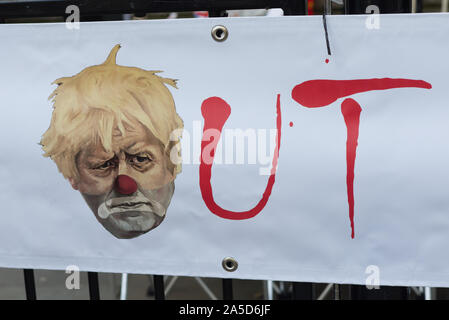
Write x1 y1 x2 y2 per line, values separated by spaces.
0 13 448 287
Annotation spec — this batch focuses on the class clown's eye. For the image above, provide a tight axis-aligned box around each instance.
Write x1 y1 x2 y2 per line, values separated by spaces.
96 159 116 170
128 154 152 165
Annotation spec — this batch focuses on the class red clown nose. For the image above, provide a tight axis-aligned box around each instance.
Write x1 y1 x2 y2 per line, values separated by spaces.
115 175 138 195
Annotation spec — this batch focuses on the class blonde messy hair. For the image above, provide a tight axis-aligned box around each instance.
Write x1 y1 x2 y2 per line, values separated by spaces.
40 44 183 180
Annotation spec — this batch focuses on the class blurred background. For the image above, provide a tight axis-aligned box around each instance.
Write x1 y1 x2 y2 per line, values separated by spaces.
5 268 449 300
0 0 447 24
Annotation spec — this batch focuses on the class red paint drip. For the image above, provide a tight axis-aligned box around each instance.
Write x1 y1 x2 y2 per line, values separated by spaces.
289 121 294 127
292 78 432 108
341 98 362 239
199 95 282 220
291 77 431 238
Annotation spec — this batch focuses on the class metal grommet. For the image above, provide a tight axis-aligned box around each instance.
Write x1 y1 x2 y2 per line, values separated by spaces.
222 257 238 272
211 25 228 42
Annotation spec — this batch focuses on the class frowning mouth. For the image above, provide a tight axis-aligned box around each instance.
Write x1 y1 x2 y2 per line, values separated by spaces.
98 200 154 219
112 211 143 218
98 194 167 220
113 201 151 209
106 195 151 208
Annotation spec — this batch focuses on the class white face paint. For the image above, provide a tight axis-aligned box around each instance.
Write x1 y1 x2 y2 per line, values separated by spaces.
97 194 167 219
81 182 175 239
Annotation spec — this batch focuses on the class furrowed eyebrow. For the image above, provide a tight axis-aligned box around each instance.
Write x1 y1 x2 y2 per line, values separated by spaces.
86 153 115 163
125 142 154 154
125 150 155 159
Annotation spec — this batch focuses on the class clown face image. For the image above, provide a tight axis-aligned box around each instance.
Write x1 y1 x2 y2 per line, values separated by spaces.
40 45 183 239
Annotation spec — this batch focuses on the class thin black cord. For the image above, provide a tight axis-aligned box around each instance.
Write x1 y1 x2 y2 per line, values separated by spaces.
323 0 332 56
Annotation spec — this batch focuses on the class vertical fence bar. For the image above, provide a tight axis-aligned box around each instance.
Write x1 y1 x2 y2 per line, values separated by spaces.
324 0 332 14
292 282 313 300
334 283 340 300
153 275 165 300
266 280 274 300
222 279 233 300
411 0 417 13
424 287 432 300
443 0 449 12
23 269 36 300
88 272 100 300
120 273 128 300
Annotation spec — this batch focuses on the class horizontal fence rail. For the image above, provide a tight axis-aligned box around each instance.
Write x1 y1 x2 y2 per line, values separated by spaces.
0 0 307 19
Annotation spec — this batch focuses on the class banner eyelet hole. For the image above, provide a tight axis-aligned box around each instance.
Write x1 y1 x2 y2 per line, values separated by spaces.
211 25 228 42
222 257 238 272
